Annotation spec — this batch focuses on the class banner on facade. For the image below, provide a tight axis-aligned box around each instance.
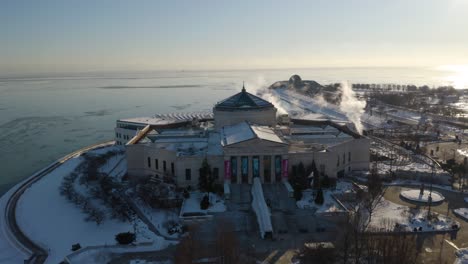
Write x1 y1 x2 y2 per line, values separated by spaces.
282 159 289 178
224 160 231 180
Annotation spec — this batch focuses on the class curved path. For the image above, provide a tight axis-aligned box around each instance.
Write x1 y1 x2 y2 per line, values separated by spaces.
3 141 115 264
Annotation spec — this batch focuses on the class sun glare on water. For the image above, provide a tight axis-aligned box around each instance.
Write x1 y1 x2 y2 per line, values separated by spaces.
438 65 468 89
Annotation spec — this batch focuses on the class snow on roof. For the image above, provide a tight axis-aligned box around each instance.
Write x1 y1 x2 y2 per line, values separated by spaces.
119 111 213 126
221 122 285 146
221 122 255 145
251 125 284 144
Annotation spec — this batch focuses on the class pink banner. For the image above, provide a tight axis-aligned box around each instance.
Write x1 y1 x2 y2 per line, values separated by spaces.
282 159 289 179
224 160 231 180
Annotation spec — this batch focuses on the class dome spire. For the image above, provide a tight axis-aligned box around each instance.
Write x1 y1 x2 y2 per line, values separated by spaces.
242 81 246 92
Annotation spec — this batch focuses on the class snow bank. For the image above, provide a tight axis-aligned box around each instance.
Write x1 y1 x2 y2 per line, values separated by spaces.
251 178 273 238
400 189 445 203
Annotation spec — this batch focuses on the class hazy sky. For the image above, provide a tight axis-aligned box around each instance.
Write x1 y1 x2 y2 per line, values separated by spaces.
2 0 468 74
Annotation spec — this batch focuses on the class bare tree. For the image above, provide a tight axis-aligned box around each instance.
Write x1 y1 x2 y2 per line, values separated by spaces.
215 219 240 264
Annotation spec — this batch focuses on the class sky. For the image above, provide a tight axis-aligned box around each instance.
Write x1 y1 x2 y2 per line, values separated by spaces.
1 0 468 74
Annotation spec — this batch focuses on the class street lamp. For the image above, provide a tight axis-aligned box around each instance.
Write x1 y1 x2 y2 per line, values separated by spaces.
427 163 435 219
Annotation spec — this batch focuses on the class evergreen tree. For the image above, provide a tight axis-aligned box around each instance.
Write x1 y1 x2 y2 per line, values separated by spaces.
198 158 214 192
297 162 308 188
200 194 210 210
311 160 320 189
315 188 324 205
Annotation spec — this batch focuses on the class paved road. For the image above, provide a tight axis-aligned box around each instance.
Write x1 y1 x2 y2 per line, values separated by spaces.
3 141 114 264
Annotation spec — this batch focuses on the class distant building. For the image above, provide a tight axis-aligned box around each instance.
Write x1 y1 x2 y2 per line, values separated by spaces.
118 85 370 187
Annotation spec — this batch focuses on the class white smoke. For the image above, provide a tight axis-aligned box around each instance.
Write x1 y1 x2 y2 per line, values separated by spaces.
338 81 366 134
245 76 288 115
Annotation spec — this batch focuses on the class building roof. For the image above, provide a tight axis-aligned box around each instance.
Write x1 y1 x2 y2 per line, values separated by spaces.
214 85 274 111
221 122 285 146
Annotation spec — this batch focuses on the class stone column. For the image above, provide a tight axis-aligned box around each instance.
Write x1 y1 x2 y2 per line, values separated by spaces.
271 155 276 183
248 156 253 184
259 155 265 183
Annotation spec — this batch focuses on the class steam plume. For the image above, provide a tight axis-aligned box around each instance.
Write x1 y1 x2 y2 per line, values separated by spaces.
338 81 365 134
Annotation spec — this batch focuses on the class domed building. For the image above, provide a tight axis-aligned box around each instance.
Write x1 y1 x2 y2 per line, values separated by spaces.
118 84 370 188
213 85 277 129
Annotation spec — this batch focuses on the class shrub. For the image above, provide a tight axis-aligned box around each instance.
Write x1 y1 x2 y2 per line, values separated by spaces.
200 195 210 210
115 232 136 245
294 189 303 201
315 188 324 205
183 189 190 199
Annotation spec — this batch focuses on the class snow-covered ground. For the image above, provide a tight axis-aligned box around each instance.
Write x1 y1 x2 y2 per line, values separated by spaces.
369 199 459 232
400 189 445 203
454 208 468 221
180 192 226 216
0 186 29 264
296 189 345 213
133 198 180 239
296 181 351 213
455 248 468 264
15 146 170 264
66 243 173 264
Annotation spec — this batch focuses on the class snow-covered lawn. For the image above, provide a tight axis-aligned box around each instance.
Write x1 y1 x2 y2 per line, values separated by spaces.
180 192 226 216
133 198 181 238
369 199 459 232
16 146 170 264
296 189 345 213
400 189 445 203
454 208 468 221
66 243 173 264
296 181 352 213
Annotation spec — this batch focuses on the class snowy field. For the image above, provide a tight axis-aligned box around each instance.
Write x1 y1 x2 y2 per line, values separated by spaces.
180 192 226 216
15 146 170 264
369 199 458 232
400 189 445 203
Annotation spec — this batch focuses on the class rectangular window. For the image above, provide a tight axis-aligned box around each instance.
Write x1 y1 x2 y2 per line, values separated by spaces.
147 157 151 168
231 156 237 183
337 155 340 167
348 152 351 162
185 169 191 180
343 153 345 164
241 156 249 183
252 156 260 178
213 167 219 179
155 159 159 170
171 162 175 174
163 161 167 172
275 155 282 182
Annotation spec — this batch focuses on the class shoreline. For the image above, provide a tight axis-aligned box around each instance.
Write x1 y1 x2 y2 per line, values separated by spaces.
1 140 115 263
